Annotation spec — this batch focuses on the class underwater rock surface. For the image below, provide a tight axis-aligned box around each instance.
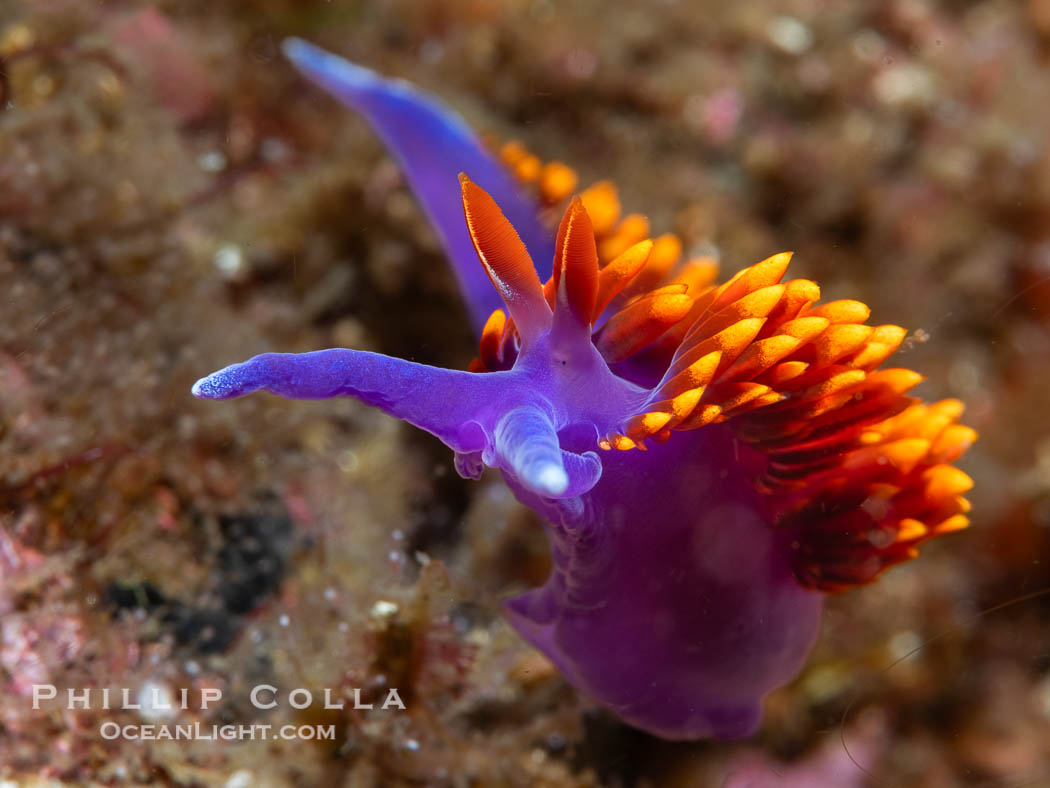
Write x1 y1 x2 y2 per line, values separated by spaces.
2 0 1050 785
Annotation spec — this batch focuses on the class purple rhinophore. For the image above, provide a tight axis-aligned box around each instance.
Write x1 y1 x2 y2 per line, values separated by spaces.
282 38 554 334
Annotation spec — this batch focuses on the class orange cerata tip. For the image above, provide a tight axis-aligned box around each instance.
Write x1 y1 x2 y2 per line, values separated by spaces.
540 160 579 204
579 180 622 236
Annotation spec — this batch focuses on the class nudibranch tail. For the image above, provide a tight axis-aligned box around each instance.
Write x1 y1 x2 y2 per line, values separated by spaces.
281 38 554 333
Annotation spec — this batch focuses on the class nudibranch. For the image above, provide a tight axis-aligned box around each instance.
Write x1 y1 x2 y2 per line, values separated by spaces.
193 40 976 740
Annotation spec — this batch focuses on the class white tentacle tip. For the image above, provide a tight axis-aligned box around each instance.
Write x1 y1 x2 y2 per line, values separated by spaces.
531 464 569 497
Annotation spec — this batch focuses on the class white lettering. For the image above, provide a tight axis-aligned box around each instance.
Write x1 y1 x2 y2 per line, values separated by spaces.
121 687 140 710
352 688 372 710
382 688 405 710
200 688 222 709
32 684 56 709
68 688 91 709
323 688 344 709
150 685 171 710
288 688 312 709
250 684 277 709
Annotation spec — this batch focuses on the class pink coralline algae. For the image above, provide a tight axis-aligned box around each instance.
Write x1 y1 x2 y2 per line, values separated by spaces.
193 40 975 739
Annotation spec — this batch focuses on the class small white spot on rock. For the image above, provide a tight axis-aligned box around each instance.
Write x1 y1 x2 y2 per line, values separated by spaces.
768 16 813 54
198 151 228 172
371 600 399 618
213 244 244 278
889 630 922 660
225 770 254 788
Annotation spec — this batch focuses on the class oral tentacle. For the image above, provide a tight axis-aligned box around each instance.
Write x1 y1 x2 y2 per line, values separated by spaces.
192 349 507 454
281 38 555 334
490 405 601 499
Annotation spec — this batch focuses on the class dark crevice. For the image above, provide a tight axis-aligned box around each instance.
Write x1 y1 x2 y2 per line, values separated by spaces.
106 499 295 654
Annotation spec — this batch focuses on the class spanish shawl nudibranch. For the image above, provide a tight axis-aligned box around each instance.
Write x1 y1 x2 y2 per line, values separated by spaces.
193 39 977 740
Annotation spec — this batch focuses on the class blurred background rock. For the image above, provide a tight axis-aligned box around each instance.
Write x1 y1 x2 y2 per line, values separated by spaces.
1 1 1049 785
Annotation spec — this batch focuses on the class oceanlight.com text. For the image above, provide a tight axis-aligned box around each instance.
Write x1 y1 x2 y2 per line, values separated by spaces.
99 722 337 741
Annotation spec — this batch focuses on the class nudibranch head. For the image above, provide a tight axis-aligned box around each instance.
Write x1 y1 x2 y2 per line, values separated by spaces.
193 41 976 740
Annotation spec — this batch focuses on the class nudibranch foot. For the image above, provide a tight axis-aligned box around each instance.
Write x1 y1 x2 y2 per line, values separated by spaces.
501 424 822 741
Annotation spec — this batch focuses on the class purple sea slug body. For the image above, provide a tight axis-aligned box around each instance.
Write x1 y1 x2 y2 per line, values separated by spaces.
193 39 976 739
